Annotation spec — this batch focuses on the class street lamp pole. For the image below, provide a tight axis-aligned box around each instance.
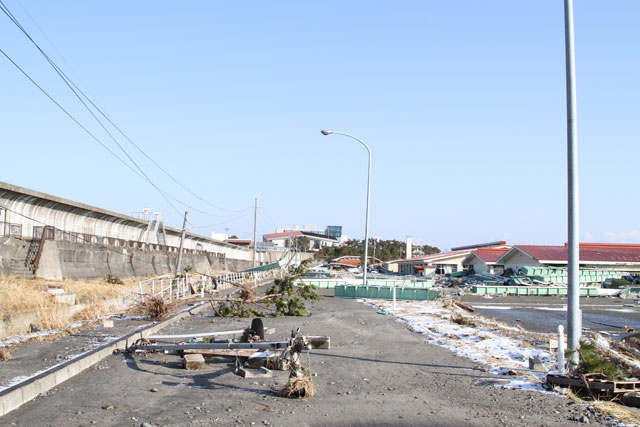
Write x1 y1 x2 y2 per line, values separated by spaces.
321 130 371 286
564 0 581 364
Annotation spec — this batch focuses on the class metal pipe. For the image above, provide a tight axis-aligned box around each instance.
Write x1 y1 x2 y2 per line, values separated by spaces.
564 0 581 364
136 341 290 351
557 325 566 374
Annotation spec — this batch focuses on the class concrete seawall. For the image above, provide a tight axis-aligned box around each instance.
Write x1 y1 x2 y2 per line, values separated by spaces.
35 241 262 280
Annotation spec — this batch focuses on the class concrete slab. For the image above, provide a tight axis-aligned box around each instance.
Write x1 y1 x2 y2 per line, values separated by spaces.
183 354 205 370
0 388 23 417
238 367 272 378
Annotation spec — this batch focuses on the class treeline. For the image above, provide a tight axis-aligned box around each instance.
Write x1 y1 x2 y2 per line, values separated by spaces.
317 239 440 262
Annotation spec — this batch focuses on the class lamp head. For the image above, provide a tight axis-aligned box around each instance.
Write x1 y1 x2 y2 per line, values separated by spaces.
320 130 333 136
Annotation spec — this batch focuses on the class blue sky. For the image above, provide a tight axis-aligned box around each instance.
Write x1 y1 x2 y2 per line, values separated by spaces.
1 1 639 251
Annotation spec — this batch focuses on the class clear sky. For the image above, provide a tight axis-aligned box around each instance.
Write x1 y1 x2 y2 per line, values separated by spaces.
1 1 639 251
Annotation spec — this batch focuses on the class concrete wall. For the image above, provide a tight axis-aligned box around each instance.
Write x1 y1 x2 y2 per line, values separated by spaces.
0 237 20 276
0 181 265 262
35 240 258 280
34 241 312 281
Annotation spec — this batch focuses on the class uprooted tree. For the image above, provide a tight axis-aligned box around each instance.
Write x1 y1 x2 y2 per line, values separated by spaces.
213 259 322 317
265 259 323 317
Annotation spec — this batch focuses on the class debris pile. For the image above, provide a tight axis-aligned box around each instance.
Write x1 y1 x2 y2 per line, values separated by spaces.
128 318 329 399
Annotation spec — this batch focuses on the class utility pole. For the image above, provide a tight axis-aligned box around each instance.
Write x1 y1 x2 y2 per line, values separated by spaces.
176 211 188 274
564 0 581 364
253 198 258 268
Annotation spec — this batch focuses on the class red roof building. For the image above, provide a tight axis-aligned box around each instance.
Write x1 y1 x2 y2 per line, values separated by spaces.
462 247 512 274
396 243 511 276
496 243 640 271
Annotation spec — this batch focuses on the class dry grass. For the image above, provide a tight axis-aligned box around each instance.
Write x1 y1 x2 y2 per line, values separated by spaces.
71 303 109 322
0 347 11 361
279 375 315 398
565 389 640 425
0 276 50 314
128 296 176 320
0 275 140 338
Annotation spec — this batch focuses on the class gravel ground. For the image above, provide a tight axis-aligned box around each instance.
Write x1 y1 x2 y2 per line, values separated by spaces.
0 316 158 391
0 289 620 427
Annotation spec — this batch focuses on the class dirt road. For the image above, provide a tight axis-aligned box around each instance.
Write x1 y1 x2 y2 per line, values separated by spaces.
1 291 613 426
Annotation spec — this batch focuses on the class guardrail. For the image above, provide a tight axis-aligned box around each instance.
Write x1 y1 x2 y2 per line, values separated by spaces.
138 268 287 302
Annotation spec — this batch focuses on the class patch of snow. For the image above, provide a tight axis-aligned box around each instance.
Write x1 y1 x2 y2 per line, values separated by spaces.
364 299 558 392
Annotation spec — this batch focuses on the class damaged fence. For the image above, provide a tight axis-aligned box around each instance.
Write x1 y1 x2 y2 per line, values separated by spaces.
138 268 287 302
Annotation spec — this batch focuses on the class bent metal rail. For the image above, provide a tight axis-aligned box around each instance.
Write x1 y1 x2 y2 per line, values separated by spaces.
138 269 286 302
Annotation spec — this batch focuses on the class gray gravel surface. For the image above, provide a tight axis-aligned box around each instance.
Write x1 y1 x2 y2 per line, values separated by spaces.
0 291 619 426
0 317 154 390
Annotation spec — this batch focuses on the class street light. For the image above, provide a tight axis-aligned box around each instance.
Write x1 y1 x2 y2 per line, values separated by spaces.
321 130 371 286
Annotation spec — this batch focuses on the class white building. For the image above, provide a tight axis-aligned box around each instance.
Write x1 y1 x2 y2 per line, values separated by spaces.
263 230 339 251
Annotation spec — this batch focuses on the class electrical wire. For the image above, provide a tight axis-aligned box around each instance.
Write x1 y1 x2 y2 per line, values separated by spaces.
0 1 186 218
0 1 246 219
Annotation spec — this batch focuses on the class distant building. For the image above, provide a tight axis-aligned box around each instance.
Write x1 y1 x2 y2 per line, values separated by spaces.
263 230 339 251
397 242 510 276
211 231 229 241
330 255 361 269
496 243 640 272
397 250 473 275
275 225 343 241
326 225 342 239
462 246 512 274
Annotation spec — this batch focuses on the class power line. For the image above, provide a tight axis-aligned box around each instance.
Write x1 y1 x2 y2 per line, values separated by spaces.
193 210 253 229
0 1 187 219
0 1 246 219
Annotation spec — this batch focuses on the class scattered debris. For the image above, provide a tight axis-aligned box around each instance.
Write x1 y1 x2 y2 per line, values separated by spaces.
0 347 11 361
129 296 175 320
546 373 640 400
128 318 329 399
453 300 474 312
279 374 315 399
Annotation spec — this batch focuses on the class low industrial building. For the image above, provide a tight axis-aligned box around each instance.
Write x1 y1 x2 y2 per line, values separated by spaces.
496 243 640 273
396 242 510 276
397 250 472 275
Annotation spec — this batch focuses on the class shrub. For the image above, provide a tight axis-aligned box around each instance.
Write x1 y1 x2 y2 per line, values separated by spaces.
105 274 123 285
570 340 624 381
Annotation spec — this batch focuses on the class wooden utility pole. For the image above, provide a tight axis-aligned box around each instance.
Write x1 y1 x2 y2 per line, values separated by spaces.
176 211 188 274
252 198 257 268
